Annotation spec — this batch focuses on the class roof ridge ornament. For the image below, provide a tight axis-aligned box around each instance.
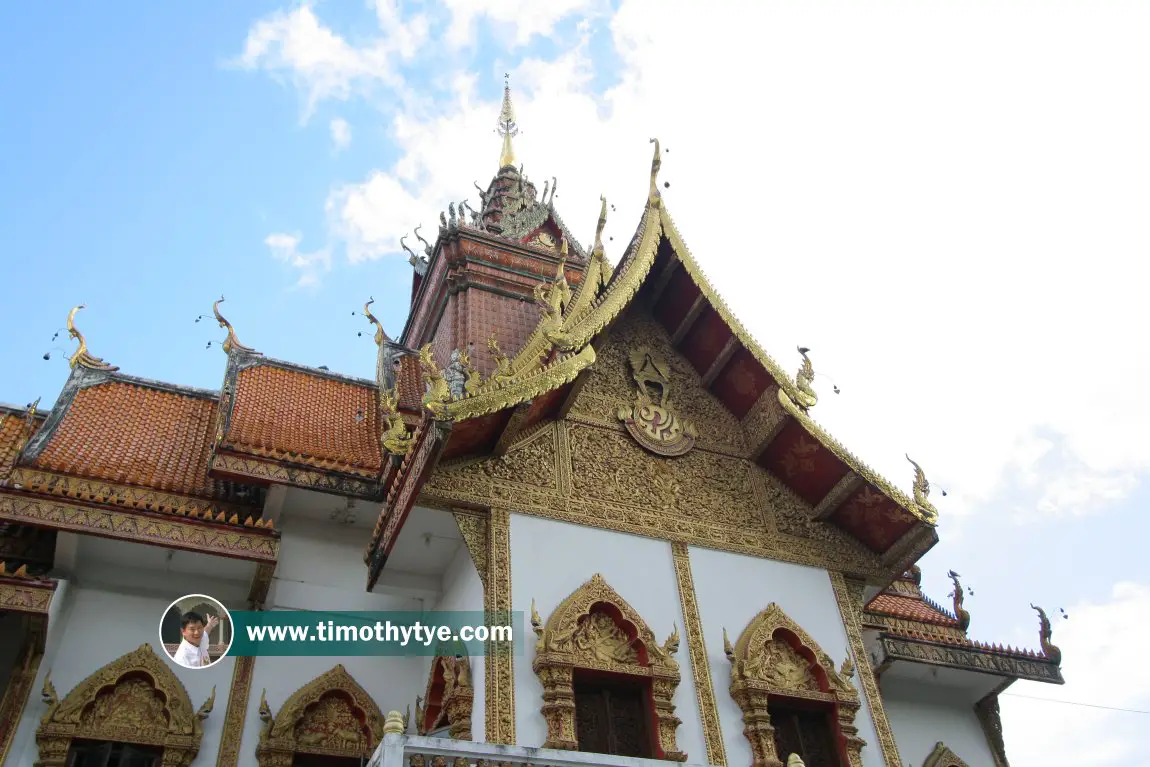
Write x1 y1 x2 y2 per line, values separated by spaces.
906 454 939 523
363 297 387 346
212 296 258 356
1030 604 1062 664
783 346 817 410
649 138 662 207
497 73 518 169
66 305 118 371
946 569 971 631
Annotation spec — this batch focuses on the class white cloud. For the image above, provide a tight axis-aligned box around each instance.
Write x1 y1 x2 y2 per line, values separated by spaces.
236 3 428 117
1001 583 1150 766
330 117 352 150
264 232 331 288
439 0 602 48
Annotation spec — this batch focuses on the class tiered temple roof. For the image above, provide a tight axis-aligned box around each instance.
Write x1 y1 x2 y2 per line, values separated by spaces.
0 84 1063 685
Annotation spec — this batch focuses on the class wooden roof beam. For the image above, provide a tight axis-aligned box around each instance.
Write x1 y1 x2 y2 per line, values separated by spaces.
743 386 788 462
492 401 534 457
701 336 740 388
813 473 864 520
671 294 707 346
646 254 680 307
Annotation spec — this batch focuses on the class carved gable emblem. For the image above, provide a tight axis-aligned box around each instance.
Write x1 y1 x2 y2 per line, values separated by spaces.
616 346 698 456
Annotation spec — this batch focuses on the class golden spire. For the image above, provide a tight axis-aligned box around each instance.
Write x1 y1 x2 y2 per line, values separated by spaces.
363 297 386 346
212 296 257 355
66 306 118 371
497 74 518 169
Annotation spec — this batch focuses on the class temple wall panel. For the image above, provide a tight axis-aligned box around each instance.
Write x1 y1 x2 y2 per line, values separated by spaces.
688 547 886 767
882 678 996 767
0 612 24 699
508 514 707 761
5 580 228 766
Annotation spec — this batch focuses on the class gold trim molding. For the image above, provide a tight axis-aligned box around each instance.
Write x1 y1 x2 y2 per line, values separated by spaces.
0 577 55 613
416 655 474 739
36 643 215 767
256 665 384 766
485 508 515 744
215 656 256 767
530 573 685 760
0 493 279 563
723 604 864 767
923 741 971 767
671 543 727 766
830 572 902 767
0 614 47 765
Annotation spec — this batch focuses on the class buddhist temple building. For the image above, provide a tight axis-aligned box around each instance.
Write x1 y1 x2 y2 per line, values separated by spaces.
0 82 1063 767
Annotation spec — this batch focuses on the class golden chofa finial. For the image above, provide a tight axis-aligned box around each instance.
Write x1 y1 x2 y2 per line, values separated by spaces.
497 73 518 169
593 195 608 255
66 306 118 371
906 454 940 524
649 138 662 205
363 297 386 346
212 296 257 355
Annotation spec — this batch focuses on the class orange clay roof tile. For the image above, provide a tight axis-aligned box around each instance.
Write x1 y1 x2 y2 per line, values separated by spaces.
1 412 30 477
224 364 382 475
867 592 960 627
30 382 220 498
395 354 424 411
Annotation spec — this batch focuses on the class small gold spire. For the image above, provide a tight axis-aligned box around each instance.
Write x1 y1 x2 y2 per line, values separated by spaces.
497 74 518 169
212 296 257 355
66 306 118 371
363 297 386 346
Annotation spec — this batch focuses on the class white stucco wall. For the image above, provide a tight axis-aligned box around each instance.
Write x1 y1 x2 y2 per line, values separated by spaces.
882 678 996 767
7 580 230 766
429 540 486 741
688 547 885 767
509 515 706 763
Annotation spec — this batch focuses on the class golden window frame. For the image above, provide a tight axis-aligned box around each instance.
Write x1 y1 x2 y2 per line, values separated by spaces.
35 643 214 767
530 574 685 760
416 653 474 740
255 664 384 767
723 604 865 767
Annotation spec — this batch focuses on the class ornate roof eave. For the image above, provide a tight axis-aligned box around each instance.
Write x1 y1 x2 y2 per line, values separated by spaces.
873 632 1065 685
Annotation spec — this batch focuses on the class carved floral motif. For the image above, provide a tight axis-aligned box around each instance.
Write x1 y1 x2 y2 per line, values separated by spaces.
616 346 698 456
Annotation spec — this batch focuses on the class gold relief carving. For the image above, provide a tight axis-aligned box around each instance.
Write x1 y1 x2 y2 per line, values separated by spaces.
922 742 971 767
0 615 47 765
420 344 453 418
452 512 488 589
0 578 54 613
779 436 819 477
722 605 863 767
616 346 698 457
215 656 256 767
256 665 384 766
382 387 416 456
481 425 558 489
531 574 685 760
671 543 728 766
484 508 515 745
35 644 213 767
741 385 785 445
418 656 474 740
0 491 279 563
830 573 902 767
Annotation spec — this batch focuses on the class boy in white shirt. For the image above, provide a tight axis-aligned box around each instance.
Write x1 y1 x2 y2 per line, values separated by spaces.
172 611 219 669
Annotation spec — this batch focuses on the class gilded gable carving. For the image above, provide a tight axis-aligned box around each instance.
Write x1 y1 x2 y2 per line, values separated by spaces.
480 424 558 489
572 309 747 454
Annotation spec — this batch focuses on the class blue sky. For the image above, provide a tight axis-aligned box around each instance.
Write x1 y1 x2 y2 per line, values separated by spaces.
3 2 1149 763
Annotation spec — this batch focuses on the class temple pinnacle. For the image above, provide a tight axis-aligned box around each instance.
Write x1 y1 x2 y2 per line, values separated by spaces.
497 73 518 169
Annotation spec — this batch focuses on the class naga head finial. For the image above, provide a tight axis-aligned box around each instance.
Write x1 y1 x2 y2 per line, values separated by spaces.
413 224 432 256
649 138 662 204
212 296 257 356
363 297 386 346
66 305 118 371
592 195 608 257
906 454 939 523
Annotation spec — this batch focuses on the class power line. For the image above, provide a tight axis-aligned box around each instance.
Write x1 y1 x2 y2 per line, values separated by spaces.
1002 692 1150 715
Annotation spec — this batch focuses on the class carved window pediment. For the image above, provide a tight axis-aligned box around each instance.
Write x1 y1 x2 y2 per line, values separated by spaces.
530 574 684 760
724 605 865 767
256 664 384 767
416 654 474 740
35 643 213 767
923 742 971 767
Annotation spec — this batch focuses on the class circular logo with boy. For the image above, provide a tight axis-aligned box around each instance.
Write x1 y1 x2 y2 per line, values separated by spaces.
159 594 234 669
